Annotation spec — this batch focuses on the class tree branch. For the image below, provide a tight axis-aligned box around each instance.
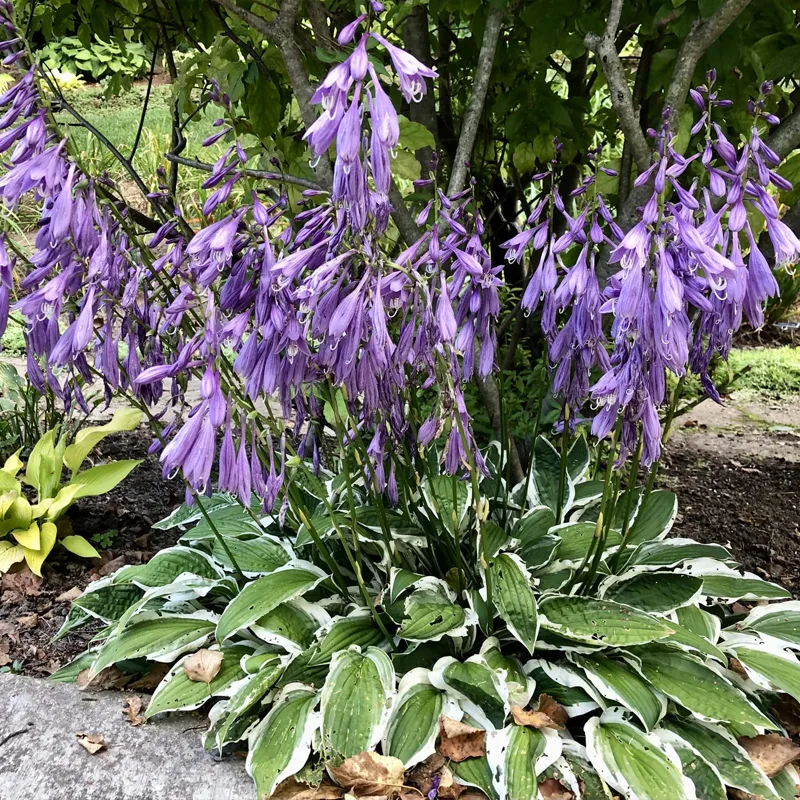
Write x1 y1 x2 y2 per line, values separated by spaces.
447 5 504 195
765 104 800 161
584 0 650 173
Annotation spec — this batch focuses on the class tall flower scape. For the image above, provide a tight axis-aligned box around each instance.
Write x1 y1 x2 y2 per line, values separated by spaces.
5 3 800 800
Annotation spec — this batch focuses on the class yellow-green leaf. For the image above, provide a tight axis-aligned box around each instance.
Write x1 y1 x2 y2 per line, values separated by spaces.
22 521 57 577
46 484 83 522
25 428 62 499
68 459 142 499
61 535 100 559
13 522 40 550
2 449 23 477
0 540 25 572
63 409 142 474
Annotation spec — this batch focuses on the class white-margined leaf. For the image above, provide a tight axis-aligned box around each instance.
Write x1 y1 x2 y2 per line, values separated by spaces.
549 521 621 563
659 737 727 800
679 558 791 602
216 562 327 642
538 595 675 647
320 646 395 757
420 474 471 534
250 597 331 654
388 567 426 604
532 436 574 518
730 643 800 702
585 709 695 800
626 490 678 545
431 655 509 730
661 616 727 662
154 493 237 530
246 684 319 798
662 717 780 800
524 659 601 717
570 653 666 730
73 580 144 622
397 580 476 642
571 480 604 509
738 601 800 648
675 605 722 644
145 644 251 718
451 750 497 799
131 546 225 588
481 638 535 708
566 435 591 483
210 534 292 575
622 539 734 571
599 570 703 613
487 724 562 800
490 553 538 653
632 647 775 728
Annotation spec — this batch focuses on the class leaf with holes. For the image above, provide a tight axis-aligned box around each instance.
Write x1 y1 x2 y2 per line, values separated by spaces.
491 553 539 653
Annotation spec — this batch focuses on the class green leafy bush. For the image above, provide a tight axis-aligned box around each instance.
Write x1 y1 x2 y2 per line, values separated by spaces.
38 36 149 83
55 437 800 800
0 408 143 575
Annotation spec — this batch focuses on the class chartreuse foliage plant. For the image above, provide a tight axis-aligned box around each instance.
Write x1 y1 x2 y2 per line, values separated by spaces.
53 437 800 800
0 408 142 576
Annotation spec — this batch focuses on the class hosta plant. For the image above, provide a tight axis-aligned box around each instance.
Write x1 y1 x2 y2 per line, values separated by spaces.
0 408 142 575
54 439 800 800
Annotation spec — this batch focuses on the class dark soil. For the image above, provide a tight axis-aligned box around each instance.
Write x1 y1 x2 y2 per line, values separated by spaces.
0 429 183 677
660 445 800 594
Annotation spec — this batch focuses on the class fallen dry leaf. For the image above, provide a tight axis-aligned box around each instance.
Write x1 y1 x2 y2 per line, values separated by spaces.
1 570 42 601
128 662 170 690
16 614 38 629
183 648 224 684
538 778 573 800
98 555 126 577
772 696 800 736
123 695 146 726
76 733 106 755
329 752 406 795
77 666 132 691
0 651 11 667
271 777 344 800
56 587 82 602
728 657 749 679
738 734 800 777
511 694 567 731
437 717 486 762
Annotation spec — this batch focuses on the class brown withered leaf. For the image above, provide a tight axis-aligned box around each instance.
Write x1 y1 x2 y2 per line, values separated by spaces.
123 695 146 726
16 613 38 629
128 662 170 690
407 754 446 796
329 752 406 795
772 695 800 737
738 734 800 778
1 570 42 601
538 778 573 800
270 777 344 800
0 650 11 667
56 586 82 602
76 733 106 754
437 716 486 762
511 694 567 731
183 648 223 684
728 657 749 680
76 666 132 690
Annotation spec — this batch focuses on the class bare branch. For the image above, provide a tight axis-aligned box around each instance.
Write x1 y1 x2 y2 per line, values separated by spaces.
388 181 421 246
584 0 650 173
307 0 337 50
164 154 322 191
662 0 752 119
447 5 504 195
765 104 800 161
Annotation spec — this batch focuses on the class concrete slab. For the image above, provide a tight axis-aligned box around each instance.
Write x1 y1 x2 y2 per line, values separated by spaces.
0 674 254 800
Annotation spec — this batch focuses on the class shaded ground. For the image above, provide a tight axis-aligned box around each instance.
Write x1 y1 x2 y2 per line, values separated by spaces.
661 391 800 593
0 429 183 677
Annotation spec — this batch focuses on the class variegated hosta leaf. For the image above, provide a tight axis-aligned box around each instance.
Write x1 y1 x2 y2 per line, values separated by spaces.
397 580 476 642
216 562 327 642
490 553 538 653
662 617 727 663
48 648 98 683
622 539 734 571
538 595 676 647
72 579 144 623
184 508 267 542
631 647 775 728
146 645 251 718
572 480 604 509
662 717 780 800
251 598 331 653
431 655 509 730
205 655 285 751
90 612 218 674
488 725 563 800
549 522 621 563
737 601 800 648
585 710 694 800
420 474 471 534
512 506 558 570
451 751 497 799
481 639 535 708
154 493 236 530
388 567 425 605
654 732 729 800
246 685 319 799
625 489 678 545
570 653 665 731
383 668 453 767
320 646 394 758
566 435 590 482
210 534 292 575
675 605 722 643
524 659 600 717
731 643 800 701
131 546 225 588
679 558 791 602
599 570 703 613
531 435 574 518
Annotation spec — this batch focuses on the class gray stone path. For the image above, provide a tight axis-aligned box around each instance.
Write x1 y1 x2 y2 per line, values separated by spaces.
0 674 254 800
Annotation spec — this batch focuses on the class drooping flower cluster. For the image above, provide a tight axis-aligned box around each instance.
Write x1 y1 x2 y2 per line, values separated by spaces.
0 3 497 510
505 72 799 466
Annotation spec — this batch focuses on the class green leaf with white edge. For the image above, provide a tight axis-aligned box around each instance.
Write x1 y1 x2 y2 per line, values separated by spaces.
633 647 776 728
488 724 563 800
482 520 509 558
585 710 693 800
739 601 800 647
383 668 452 768
145 645 250 718
431 655 508 730
626 490 678 545
451 752 497 799
623 539 734 571
398 115 436 151
551 521 621 563
91 613 217 675
52 602 92 642
573 480 604 508
60 534 100 559
210 534 292 575
311 612 388 665
74 581 144 622
206 656 285 750
131 546 225 588
421 474 471 534
771 767 800 800
63 408 142 474
679 559 791 602
251 598 330 653
671 745 727 800
532 435 574 517
481 638 535 708
216 562 327 642
539 595 676 648
566 435 590 482
388 567 426 604
153 493 236 530
733 645 800 702
246 686 318 799
675 605 722 643
513 506 555 549
320 646 394 758
662 717 780 799
397 581 475 643
665 617 726 662
490 553 539 653
571 654 665 731
68 459 141 500
524 660 600 716
295 512 349 548
600 571 703 613
48 648 99 683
